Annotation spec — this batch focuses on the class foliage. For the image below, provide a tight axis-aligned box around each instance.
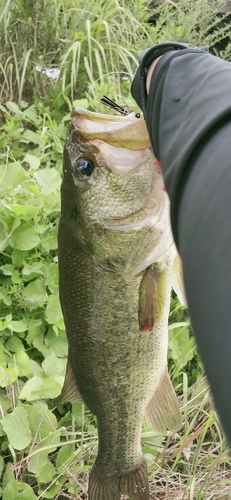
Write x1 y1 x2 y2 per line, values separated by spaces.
150 0 231 59
0 0 231 498
0 0 151 108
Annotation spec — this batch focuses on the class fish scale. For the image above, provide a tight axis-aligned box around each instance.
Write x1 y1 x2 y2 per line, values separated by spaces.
59 108 186 499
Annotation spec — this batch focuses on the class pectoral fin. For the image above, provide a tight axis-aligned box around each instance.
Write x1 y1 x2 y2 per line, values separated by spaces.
139 265 167 332
146 369 182 433
172 253 187 307
60 358 84 403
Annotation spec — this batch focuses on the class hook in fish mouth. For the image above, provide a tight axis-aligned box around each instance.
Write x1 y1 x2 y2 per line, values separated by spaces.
101 95 141 119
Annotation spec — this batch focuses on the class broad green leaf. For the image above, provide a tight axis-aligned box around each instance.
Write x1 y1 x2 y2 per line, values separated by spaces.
25 405 57 436
46 328 68 357
0 344 6 367
0 104 9 114
0 264 14 275
26 319 44 346
0 222 8 252
45 295 63 325
10 222 40 250
10 204 40 217
23 106 42 125
5 101 21 114
0 217 21 252
0 455 4 478
23 129 41 144
11 270 21 283
5 336 24 353
35 168 61 195
33 338 51 358
27 452 48 476
56 444 76 470
24 405 59 449
0 394 11 413
19 375 62 400
12 249 27 267
15 351 32 376
0 163 29 195
168 326 190 360
39 227 58 251
39 479 66 499
28 452 56 483
0 292 12 306
37 460 56 484
0 314 12 332
30 359 43 376
0 366 18 387
2 462 14 490
3 480 37 500
32 377 62 399
67 484 78 495
24 154 40 170
45 263 59 293
8 320 28 333
22 279 47 304
22 262 44 275
18 375 44 401
1 407 32 450
42 354 66 377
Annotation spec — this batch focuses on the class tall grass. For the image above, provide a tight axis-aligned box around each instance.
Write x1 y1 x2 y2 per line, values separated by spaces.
0 0 152 107
1 0 230 108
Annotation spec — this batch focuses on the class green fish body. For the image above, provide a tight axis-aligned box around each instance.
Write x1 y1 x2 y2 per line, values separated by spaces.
59 108 185 500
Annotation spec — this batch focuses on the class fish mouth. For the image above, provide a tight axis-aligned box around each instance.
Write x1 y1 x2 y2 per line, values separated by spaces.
71 107 151 150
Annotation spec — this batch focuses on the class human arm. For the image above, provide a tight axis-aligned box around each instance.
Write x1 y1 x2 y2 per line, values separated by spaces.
132 46 231 444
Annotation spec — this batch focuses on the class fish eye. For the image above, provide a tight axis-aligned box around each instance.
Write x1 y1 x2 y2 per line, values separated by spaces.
73 157 95 179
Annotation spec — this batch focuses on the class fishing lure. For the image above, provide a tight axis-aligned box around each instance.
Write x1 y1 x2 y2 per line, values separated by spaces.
101 95 140 118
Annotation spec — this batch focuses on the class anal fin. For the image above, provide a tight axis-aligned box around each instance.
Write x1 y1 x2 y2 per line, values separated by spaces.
146 369 182 433
60 358 84 404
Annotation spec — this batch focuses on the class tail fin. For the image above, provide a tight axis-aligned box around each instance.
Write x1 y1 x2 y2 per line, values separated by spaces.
119 457 149 499
88 468 120 500
88 457 149 500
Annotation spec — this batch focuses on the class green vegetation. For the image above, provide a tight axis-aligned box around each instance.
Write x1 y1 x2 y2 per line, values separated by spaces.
0 0 231 498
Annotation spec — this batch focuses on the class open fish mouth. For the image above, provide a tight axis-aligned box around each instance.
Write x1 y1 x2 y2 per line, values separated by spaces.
71 107 151 150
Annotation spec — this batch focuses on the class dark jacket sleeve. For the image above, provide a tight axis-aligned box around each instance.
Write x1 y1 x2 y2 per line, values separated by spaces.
145 50 231 444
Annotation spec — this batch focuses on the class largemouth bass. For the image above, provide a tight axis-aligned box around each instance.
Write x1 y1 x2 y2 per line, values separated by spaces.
58 108 186 500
